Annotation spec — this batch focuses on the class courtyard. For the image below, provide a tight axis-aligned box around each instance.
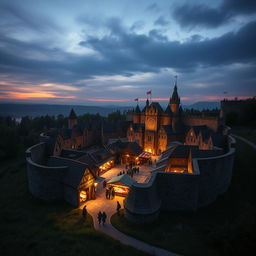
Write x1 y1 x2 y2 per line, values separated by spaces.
80 159 159 226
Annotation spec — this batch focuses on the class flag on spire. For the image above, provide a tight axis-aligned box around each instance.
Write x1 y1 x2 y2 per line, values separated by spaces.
134 98 139 101
146 90 152 95
174 75 178 86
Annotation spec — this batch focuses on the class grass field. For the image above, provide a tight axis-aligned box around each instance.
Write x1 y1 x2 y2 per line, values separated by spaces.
111 140 256 256
231 126 256 143
0 157 148 256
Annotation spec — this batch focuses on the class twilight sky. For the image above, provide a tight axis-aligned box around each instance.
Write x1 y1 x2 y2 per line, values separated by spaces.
0 0 256 106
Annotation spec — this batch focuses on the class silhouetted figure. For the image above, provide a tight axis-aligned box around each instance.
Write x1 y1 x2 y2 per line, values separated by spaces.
116 201 121 216
82 205 87 220
103 180 107 188
105 189 109 199
102 211 107 225
111 189 115 199
97 211 102 225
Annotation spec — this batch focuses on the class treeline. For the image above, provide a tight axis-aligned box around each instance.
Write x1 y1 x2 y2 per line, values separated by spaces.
183 108 220 116
225 100 256 126
0 111 126 161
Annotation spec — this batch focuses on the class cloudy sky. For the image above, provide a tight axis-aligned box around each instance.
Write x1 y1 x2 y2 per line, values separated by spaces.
0 0 256 106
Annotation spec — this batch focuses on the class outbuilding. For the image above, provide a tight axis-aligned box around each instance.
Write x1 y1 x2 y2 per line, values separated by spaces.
107 174 135 196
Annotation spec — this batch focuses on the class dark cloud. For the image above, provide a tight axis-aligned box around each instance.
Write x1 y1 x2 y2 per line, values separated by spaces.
0 2 62 34
172 0 256 29
154 16 169 26
146 3 159 12
130 20 145 31
148 29 168 41
1 17 256 86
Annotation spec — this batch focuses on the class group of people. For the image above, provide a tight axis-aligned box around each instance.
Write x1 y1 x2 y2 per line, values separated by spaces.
105 186 115 199
97 211 107 225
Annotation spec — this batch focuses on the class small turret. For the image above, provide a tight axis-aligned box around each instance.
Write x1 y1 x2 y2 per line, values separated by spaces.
135 105 141 114
68 108 77 129
169 79 180 115
133 105 141 123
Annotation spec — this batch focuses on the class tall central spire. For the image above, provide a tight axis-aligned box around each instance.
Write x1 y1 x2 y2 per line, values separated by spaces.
169 75 180 104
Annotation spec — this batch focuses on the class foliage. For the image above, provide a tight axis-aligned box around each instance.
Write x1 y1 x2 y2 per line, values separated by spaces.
0 111 126 161
183 108 220 116
226 99 256 126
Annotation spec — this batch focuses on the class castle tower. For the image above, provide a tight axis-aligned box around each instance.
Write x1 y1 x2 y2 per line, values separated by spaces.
169 78 180 131
169 83 180 114
133 105 141 123
68 108 77 129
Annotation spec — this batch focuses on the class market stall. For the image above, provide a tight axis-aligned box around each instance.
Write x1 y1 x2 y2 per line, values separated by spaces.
107 174 135 197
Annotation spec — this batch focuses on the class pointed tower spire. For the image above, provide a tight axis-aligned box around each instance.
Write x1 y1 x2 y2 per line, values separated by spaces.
170 75 180 104
68 108 77 129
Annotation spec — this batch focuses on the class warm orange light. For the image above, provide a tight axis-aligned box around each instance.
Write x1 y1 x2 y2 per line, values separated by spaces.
112 185 129 195
1 91 76 100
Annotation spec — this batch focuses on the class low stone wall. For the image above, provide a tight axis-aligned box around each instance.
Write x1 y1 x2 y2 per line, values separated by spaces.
196 148 235 207
157 172 200 212
124 175 161 223
26 143 67 201
182 115 219 132
124 140 235 223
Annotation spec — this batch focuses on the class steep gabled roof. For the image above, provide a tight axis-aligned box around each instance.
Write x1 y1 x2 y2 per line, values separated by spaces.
150 102 163 112
169 85 180 104
77 153 98 170
107 174 135 187
191 125 209 136
69 108 77 119
135 105 141 113
48 156 95 188
123 141 142 155
165 105 173 114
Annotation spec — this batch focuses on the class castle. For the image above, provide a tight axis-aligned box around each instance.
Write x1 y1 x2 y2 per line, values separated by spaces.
26 78 235 223
127 82 222 155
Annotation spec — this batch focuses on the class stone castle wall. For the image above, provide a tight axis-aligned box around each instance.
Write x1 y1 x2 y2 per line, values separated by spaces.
197 148 235 207
124 138 235 223
26 143 67 201
182 115 219 131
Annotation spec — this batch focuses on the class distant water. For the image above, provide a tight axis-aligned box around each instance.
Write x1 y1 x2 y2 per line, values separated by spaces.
0 103 132 118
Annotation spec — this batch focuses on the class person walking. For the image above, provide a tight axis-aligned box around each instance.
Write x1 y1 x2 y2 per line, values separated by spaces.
102 211 107 225
111 188 115 199
82 205 87 220
116 201 121 216
97 211 102 225
105 188 109 199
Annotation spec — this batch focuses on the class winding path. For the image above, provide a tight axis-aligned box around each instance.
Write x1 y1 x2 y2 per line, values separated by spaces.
231 134 256 149
83 135 255 255
82 189 181 256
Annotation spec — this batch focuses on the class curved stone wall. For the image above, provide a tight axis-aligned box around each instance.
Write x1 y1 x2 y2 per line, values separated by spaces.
196 148 235 207
124 138 235 223
124 175 161 223
26 143 67 201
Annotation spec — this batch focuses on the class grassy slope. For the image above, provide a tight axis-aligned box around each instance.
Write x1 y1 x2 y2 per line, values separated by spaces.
111 140 256 256
231 126 256 143
0 158 148 256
